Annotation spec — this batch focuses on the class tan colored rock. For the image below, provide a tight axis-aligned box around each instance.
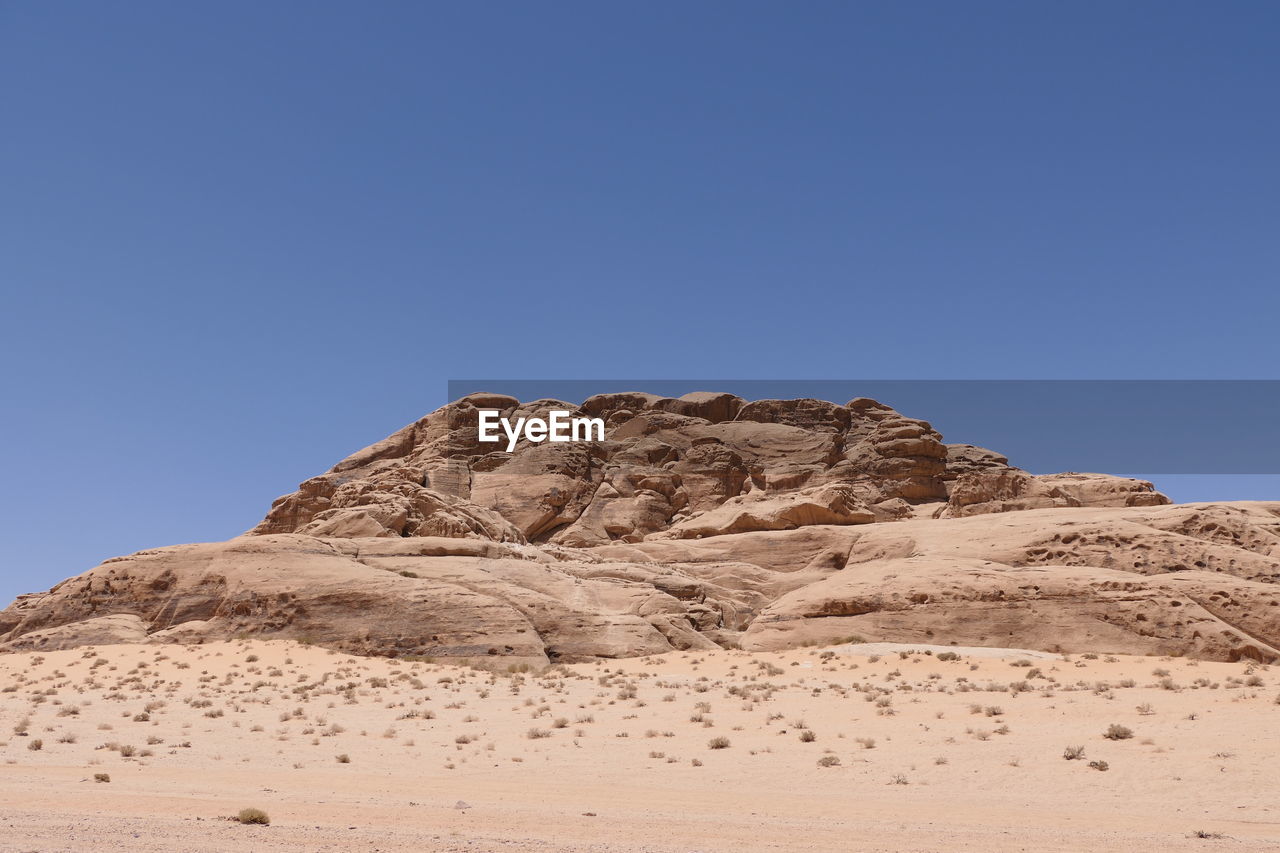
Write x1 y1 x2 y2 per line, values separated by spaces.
654 483 875 539
0 531 773 660
27 392 1279 664
10 502 1280 661
1036 472 1171 507
251 392 1153 547
943 469 1171 517
743 554 1280 662
943 443 1010 479
581 391 745 424
549 466 684 546
942 468 1080 516
0 613 148 650
469 442 606 540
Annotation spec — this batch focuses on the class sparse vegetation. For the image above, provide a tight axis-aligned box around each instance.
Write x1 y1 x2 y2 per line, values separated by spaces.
235 807 270 825
0 635 1263 847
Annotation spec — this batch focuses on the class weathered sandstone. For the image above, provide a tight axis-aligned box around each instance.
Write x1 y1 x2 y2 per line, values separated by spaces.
12 392 1277 663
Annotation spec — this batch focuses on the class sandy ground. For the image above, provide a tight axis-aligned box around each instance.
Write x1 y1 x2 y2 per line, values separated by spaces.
1 641 1278 852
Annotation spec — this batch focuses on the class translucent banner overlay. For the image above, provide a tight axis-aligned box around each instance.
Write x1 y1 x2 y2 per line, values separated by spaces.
447 380 1280 475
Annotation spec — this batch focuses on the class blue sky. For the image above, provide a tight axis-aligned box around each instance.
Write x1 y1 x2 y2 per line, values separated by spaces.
2 2 1278 605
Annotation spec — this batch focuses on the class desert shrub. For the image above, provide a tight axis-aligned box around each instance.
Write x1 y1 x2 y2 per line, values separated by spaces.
93 773 110 783
817 755 840 767
1088 760 1109 771
799 730 816 742
236 807 270 825
708 736 731 750
1063 745 1086 760
335 753 350 763
1103 724 1133 740
527 728 551 739
27 739 43 751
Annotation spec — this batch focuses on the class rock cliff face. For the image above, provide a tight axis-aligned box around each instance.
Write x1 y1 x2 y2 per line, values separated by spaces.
249 391 1167 542
9 392 1280 664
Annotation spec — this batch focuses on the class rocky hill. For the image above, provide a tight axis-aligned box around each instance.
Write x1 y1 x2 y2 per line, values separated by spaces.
250 391 1169 542
5 392 1280 663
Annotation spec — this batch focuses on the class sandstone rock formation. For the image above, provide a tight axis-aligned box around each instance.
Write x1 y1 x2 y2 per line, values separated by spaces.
250 392 1166 543
10 391 1279 664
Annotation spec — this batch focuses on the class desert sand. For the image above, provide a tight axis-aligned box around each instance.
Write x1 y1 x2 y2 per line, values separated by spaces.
3 639 1277 852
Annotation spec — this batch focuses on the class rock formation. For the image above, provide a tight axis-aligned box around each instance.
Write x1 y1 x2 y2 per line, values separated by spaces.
8 391 1280 663
249 391 1167 542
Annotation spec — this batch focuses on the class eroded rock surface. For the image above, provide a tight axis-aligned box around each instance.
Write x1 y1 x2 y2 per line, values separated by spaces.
250 392 1166 543
14 392 1280 664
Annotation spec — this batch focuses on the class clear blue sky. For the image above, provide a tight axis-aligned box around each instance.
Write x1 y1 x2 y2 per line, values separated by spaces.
2 2 1278 606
